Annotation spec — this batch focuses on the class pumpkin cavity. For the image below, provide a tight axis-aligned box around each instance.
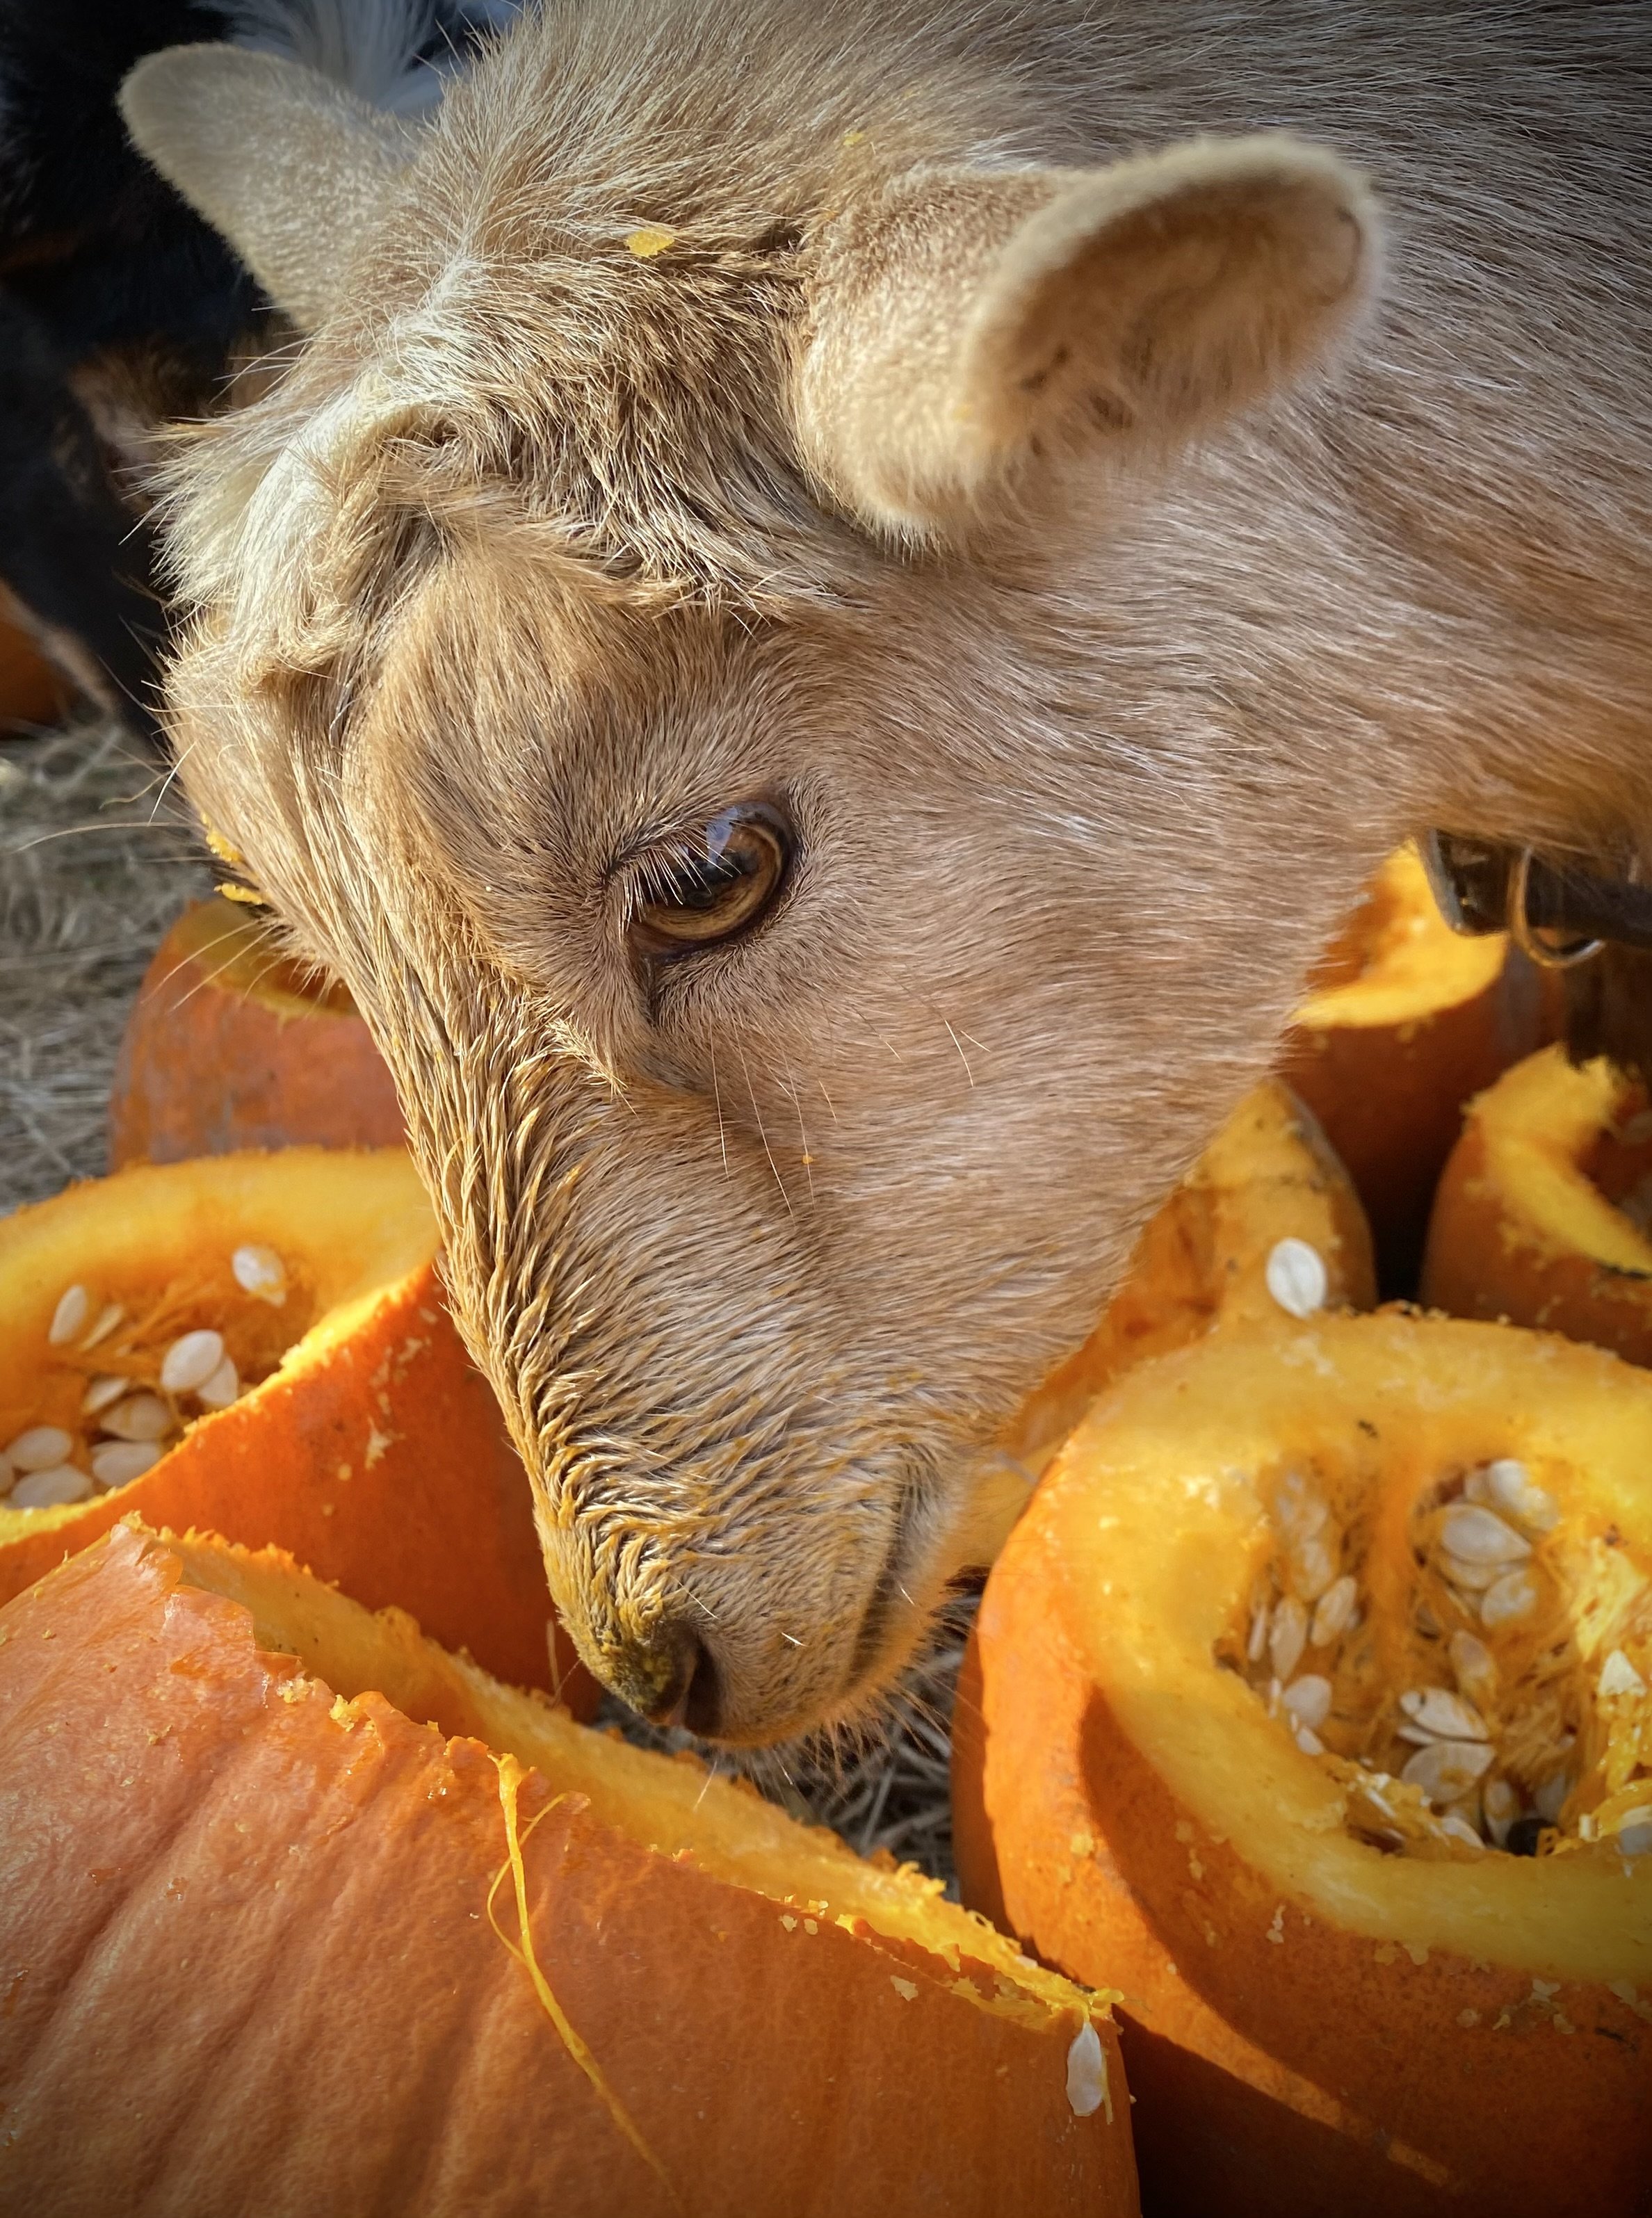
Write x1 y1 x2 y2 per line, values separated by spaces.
1 1252 312 1509
1227 1445 1651 1861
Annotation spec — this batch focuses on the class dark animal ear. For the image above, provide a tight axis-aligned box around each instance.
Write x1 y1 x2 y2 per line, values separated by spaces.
120 47 410 333
796 134 1380 540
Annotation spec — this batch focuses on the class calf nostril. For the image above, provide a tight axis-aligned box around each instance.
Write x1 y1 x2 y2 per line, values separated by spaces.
616 1621 722 1735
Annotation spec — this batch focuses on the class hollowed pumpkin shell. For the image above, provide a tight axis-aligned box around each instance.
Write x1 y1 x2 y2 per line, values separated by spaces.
1279 845 1555 1293
0 1522 1138 2218
109 895 403 1165
1422 1044 1652 1367
955 1311 1651 2218
0 1147 587 1703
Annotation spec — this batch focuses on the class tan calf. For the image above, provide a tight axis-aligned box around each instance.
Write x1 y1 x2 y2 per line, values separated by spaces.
121 0 1650 1740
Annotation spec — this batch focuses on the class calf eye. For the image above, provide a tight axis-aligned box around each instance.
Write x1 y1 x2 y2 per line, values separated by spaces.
629 803 793 956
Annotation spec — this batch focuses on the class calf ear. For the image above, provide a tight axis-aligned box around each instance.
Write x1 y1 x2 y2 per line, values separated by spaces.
797 134 1379 539
120 47 410 333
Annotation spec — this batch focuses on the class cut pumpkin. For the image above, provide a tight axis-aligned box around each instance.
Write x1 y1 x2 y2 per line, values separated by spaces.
1423 1044 1652 1368
109 894 403 1165
0 1148 588 1704
0 606 70 725
0 1522 1138 2218
956 1311 1651 2218
1003 1078 1375 1483
1279 845 1553 1293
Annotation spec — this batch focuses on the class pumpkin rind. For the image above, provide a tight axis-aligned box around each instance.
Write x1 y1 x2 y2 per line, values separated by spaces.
109 895 403 1165
0 1149 588 1704
0 1525 1138 2218
957 1311 1652 2218
1279 846 1554 1292
1423 1044 1652 1366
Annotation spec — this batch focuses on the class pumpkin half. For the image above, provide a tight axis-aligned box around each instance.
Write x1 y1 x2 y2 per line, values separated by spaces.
1279 845 1553 1293
0 1522 1138 2218
1423 1044 1652 1368
0 1148 586 1703
955 1311 1651 2218
109 894 403 1165
1003 1078 1375 1483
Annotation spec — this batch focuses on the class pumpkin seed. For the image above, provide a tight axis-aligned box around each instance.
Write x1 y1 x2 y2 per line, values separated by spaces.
1288 1534 1338 1601
1482 1457 1559 1534
1479 1569 1539 1628
1400 1738 1495 1805
1268 1594 1309 1683
1439 1503 1530 1565
81 1374 130 1416
1448 1630 1498 1710
1294 1726 1327 1756
90 1441 163 1489
1482 1778 1519 1848
1309 1574 1358 1646
196 1355 240 1411
11 1464 93 1509
1282 1674 1332 1731
160 1329 225 1395
232 1243 286 1304
1265 1238 1327 1320
98 1393 174 1444
47 1284 90 1345
6 1425 74 1472
1441 1549 1501 1593
1247 1601 1270 1662
80 1302 126 1352
1399 1687 1489 1742
1274 1474 1329 1543
1438 1811 1485 1849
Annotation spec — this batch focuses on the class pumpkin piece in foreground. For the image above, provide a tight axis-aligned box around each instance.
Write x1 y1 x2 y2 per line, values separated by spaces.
0 1523 1137 2218
109 893 403 1165
0 1148 588 1703
956 1311 1651 2218
1003 1078 1375 1484
1422 1043 1652 1368
1279 844 1554 1294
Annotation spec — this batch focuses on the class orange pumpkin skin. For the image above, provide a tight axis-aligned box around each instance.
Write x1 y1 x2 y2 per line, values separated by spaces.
1278 848 1555 1293
0 1527 1137 2218
110 896 403 1165
955 1318 1652 2218
1423 1046 1652 1368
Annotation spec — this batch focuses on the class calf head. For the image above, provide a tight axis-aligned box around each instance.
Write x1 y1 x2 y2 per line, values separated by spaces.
122 19 1381 1741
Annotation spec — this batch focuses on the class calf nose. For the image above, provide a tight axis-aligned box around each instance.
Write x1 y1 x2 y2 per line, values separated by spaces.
606 1619 722 1736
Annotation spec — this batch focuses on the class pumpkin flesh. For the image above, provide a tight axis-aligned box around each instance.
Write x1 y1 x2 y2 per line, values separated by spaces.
1279 845 1552 1292
1423 1044 1652 1366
